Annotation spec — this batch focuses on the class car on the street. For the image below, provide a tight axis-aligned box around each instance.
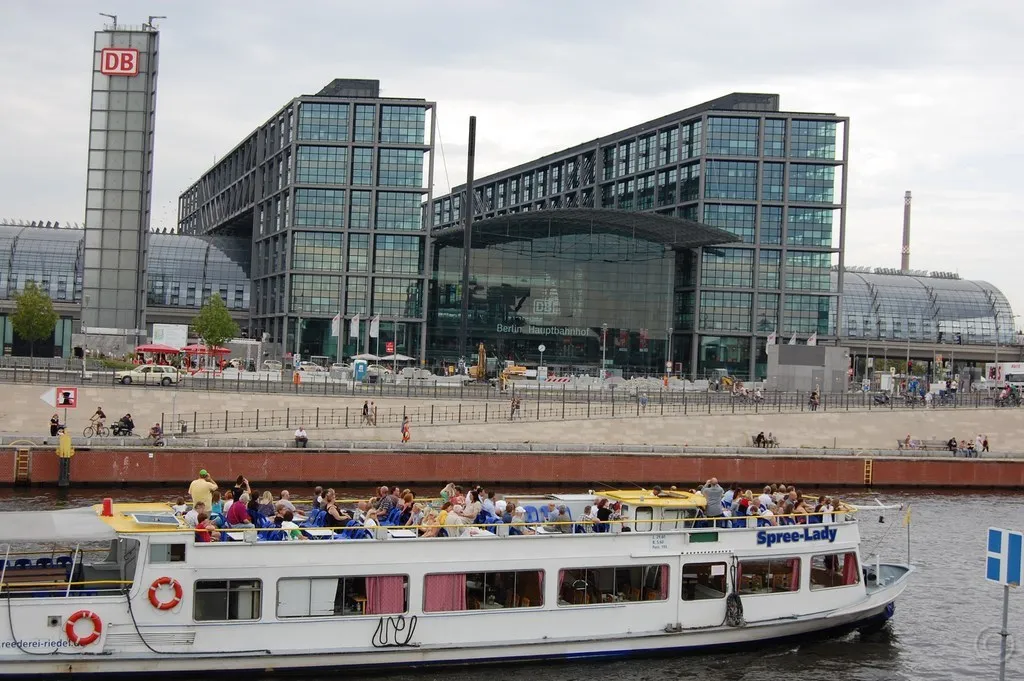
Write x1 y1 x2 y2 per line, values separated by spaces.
297 361 328 372
115 364 181 386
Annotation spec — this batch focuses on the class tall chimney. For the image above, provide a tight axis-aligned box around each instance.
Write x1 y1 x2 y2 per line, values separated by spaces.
900 190 912 272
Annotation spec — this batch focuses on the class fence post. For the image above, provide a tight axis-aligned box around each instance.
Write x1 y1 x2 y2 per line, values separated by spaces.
287 407 291 428
193 412 197 434
458 404 462 424
161 411 165 432
587 387 591 418
484 403 487 423
432 404 435 424
708 391 711 414
403 405 407 418
562 386 566 420
316 407 320 428
345 407 349 428
225 411 228 432
461 381 464 401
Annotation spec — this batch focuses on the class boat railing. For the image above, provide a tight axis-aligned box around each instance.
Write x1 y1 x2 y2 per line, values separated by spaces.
0 579 132 599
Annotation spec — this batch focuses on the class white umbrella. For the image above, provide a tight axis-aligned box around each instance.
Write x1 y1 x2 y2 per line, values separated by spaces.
380 353 414 362
351 353 380 361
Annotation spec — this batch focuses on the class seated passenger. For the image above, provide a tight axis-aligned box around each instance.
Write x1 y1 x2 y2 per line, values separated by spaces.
444 505 467 536
171 497 189 515
227 492 255 528
510 507 536 535
279 511 305 540
258 491 275 517
579 505 597 532
594 499 612 531
551 505 572 533
758 503 777 526
323 490 351 528
419 510 442 538
184 501 206 528
194 513 220 542
405 503 424 528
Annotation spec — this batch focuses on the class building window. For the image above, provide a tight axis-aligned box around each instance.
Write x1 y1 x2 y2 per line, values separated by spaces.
701 248 753 288
379 105 425 144
290 274 341 315
297 103 350 142
790 120 837 159
277 576 407 617
658 127 678 166
763 119 786 157
788 164 836 203
557 565 668 605
681 120 702 160
703 204 755 243
601 183 615 208
149 544 186 563
737 559 800 594
760 206 783 245
761 162 784 202
373 235 422 275
784 294 835 335
787 208 835 247
758 250 781 290
707 117 758 156
681 561 727 601
347 233 370 272
352 148 373 186
616 179 635 211
346 276 368 315
679 162 700 202
423 571 543 612
602 146 616 180
378 149 424 187
376 192 422 231
350 191 371 228
809 552 860 589
354 104 375 142
704 160 757 200
636 173 655 210
295 189 345 228
372 278 422 318
656 168 677 206
193 579 262 621
296 146 348 185
293 232 344 271
785 251 832 291
700 292 752 332
756 293 779 332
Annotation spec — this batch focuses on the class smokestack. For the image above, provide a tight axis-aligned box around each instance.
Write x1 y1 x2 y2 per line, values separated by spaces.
900 190 912 272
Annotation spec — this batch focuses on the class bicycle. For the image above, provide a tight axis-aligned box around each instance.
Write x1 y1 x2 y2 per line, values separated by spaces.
83 423 110 438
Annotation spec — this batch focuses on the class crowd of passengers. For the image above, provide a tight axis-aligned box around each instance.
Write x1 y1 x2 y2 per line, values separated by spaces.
177 469 848 542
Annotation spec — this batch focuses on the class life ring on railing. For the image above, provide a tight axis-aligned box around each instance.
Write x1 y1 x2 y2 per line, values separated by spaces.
148 576 183 610
65 610 103 646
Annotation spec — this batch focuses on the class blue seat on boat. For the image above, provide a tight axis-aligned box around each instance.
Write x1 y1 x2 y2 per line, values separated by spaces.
35 558 53 568
14 559 32 569
524 506 541 524
757 517 773 527
210 512 227 528
261 529 286 542
537 506 550 521
302 508 326 528
509 526 522 536
54 556 73 568
384 508 402 526
339 520 370 539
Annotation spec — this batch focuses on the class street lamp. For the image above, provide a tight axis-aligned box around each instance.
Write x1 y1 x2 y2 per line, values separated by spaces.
666 327 674 378
601 323 608 380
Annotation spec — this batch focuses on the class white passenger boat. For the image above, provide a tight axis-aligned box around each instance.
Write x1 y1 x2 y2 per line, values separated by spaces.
0 494 912 676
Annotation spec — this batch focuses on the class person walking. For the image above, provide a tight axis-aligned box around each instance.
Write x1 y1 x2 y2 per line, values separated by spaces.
361 400 370 425
400 416 411 443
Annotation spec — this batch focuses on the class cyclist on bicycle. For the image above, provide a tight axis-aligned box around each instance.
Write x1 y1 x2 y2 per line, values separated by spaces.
90 407 107 430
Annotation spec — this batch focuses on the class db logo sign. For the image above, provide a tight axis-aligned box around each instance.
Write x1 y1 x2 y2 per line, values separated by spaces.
100 48 139 76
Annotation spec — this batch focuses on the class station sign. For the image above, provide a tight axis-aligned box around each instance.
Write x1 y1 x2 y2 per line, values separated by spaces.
100 48 139 76
385 341 395 354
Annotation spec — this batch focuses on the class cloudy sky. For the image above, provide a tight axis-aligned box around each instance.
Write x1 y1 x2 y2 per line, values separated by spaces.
2 1 1022 321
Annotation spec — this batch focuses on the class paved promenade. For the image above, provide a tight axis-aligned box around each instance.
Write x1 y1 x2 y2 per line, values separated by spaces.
1 384 1015 452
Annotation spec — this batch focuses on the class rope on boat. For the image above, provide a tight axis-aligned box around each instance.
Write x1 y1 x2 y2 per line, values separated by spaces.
372 615 418 648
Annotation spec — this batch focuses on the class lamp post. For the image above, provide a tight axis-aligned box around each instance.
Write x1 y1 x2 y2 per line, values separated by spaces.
666 327 674 378
601 323 608 380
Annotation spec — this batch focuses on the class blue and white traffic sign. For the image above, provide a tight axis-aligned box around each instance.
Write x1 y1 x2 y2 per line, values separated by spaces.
986 527 1023 587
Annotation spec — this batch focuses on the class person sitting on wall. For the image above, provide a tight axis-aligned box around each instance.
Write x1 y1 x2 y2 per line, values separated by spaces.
294 427 308 448
147 422 165 445
755 431 767 448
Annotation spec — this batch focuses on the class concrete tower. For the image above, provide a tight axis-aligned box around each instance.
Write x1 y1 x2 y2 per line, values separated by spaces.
900 190 912 272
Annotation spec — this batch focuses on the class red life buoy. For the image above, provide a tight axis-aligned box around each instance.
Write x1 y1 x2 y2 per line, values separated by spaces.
65 610 102 646
148 576 183 610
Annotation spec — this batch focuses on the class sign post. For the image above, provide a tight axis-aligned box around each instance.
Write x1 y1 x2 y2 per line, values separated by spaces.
986 527 1022 681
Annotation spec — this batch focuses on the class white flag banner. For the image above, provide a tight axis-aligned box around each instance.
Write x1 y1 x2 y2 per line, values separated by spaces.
788 334 797 345
369 315 380 338
807 333 818 346
349 314 360 339
766 331 777 345
331 313 341 338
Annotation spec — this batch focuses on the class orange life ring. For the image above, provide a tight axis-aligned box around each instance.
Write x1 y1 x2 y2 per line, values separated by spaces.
65 610 102 646
148 576 183 610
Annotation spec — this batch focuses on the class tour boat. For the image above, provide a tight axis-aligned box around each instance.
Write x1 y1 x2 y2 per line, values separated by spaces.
0 494 912 676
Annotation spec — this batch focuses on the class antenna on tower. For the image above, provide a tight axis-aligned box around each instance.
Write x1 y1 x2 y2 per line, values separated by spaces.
900 190 912 272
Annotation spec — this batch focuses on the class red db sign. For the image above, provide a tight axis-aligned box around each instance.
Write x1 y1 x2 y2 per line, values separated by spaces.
386 341 395 354
100 48 139 76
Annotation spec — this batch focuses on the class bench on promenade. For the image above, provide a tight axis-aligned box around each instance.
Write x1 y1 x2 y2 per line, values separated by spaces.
897 438 950 452
750 435 780 448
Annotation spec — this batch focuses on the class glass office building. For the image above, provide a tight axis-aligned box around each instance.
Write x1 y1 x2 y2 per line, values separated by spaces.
178 79 435 361
431 93 848 379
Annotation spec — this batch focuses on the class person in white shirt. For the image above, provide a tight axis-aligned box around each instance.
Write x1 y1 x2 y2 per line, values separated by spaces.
171 497 189 515
481 490 496 515
758 486 774 509
758 504 777 526
975 434 984 453
294 427 308 448
820 498 835 524
278 490 296 513
184 501 206 528
494 499 507 517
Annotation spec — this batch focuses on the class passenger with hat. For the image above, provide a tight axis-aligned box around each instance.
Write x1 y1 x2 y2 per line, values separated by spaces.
188 469 218 509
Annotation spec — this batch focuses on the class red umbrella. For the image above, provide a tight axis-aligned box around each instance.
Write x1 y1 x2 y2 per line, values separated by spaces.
180 344 231 355
135 343 181 353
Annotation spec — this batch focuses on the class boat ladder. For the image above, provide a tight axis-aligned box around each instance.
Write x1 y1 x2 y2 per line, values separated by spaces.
862 458 873 486
14 447 31 484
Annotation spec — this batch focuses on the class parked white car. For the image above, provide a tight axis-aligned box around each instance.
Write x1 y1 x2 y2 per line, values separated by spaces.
115 365 181 386
297 361 328 372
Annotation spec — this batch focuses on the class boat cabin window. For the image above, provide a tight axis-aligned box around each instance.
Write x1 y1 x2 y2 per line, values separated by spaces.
810 552 860 589
557 565 668 605
0 538 139 599
423 571 543 612
634 506 653 532
681 561 728 600
663 509 692 530
194 579 262 621
149 544 186 563
277 576 407 618
737 558 800 594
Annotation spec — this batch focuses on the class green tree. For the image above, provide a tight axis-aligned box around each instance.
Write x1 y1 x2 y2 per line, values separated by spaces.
10 280 58 359
191 293 239 353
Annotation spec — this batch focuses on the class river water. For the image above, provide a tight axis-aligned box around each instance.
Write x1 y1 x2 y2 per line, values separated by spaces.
1 487 1020 681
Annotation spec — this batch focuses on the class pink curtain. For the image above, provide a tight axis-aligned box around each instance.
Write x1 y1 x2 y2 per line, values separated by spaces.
365 576 406 615
660 565 669 599
789 558 800 591
842 552 860 585
423 574 467 612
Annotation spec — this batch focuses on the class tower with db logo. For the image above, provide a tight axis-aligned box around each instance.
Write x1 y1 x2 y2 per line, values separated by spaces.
78 18 161 355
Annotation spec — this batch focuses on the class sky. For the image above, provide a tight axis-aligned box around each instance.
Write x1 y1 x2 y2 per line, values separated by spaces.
1 1 1022 323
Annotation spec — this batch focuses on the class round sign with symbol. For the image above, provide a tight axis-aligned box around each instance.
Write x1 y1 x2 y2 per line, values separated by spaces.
538 344 546 353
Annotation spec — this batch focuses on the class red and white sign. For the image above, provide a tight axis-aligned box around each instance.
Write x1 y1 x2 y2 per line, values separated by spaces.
100 48 139 76
41 386 78 409
385 341 395 354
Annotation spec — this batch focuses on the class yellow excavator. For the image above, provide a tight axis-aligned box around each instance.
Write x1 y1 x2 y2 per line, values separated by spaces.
468 343 489 380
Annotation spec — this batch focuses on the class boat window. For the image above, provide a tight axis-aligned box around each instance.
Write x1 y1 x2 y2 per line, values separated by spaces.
810 552 860 590
277 576 407 618
149 544 186 563
423 571 543 612
681 561 728 600
737 558 800 595
557 565 668 606
194 579 262 621
635 506 654 532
